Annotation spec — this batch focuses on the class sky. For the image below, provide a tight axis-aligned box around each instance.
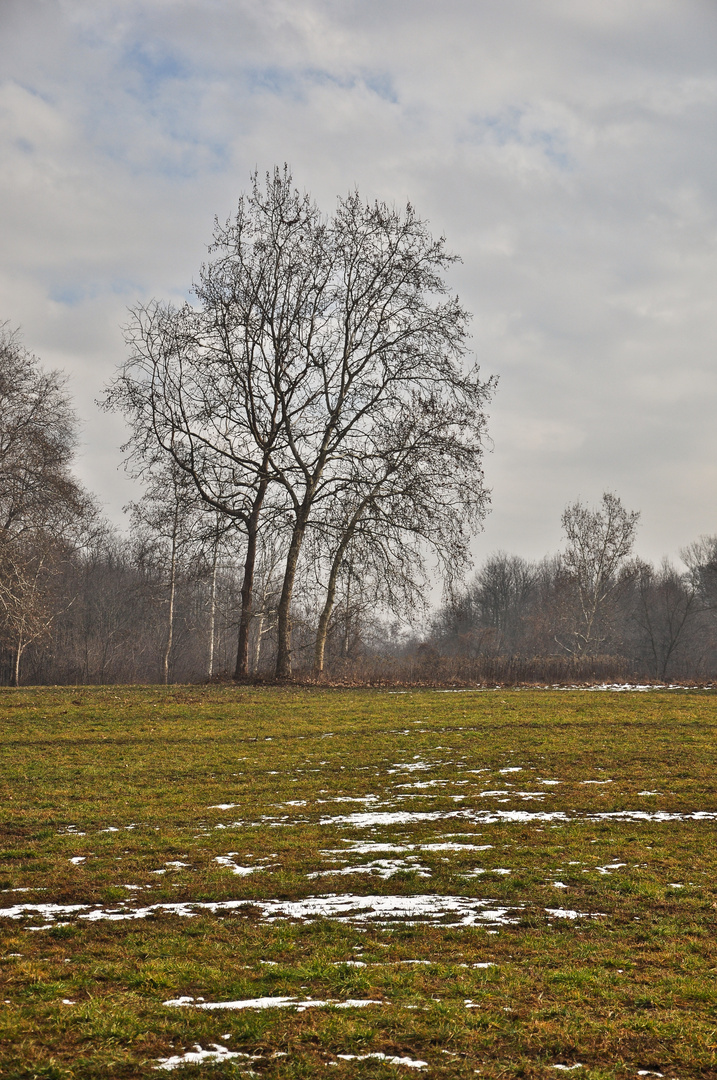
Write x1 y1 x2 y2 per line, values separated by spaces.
1 0 716 570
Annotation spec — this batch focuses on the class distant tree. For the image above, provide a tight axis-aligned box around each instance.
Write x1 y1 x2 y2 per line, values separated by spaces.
430 553 539 659
558 492 640 656
682 535 717 614
632 559 698 680
0 325 95 684
128 461 224 684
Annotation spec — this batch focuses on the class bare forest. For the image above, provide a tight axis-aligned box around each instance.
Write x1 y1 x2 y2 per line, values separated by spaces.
2 172 716 687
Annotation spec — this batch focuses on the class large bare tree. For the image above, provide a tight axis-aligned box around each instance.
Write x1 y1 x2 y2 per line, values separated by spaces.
107 168 495 679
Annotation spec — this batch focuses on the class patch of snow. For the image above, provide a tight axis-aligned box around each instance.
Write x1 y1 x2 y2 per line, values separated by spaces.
336 1052 427 1069
499 767 523 774
545 909 605 920
395 781 446 790
164 996 384 1011
323 843 409 855
0 903 89 920
420 843 493 852
318 809 568 828
214 856 256 876
69 857 86 865
551 1066 583 1072
208 804 237 810
389 762 434 773
155 1044 260 1070
308 859 432 880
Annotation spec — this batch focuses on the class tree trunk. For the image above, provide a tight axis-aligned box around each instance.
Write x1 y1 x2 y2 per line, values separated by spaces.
234 479 268 680
12 638 23 688
275 517 309 679
313 496 374 676
314 543 352 676
342 563 352 659
252 609 265 673
162 514 178 686
314 566 340 677
207 544 218 680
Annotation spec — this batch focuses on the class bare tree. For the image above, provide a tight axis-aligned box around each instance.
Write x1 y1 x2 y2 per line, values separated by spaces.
682 535 717 615
260 185 493 677
106 168 495 680
106 169 329 679
558 491 640 656
0 325 95 684
127 462 214 684
632 559 698 680
310 397 492 675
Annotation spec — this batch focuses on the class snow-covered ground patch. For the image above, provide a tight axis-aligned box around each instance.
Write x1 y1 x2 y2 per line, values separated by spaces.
164 995 384 1011
307 858 432 880
214 855 257 876
335 1051 427 1069
155 1044 261 1071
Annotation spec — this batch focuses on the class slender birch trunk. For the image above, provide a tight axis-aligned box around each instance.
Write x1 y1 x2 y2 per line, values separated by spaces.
207 543 218 680
12 637 23 688
252 610 265 673
162 504 179 686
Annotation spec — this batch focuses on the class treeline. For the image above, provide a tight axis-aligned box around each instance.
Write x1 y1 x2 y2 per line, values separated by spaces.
9 502 717 685
4 314 716 686
426 533 717 684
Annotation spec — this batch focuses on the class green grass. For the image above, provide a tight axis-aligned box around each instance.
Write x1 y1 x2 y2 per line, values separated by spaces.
1 685 717 1078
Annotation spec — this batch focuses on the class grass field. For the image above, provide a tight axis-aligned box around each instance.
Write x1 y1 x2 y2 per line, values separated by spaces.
1 686 717 1079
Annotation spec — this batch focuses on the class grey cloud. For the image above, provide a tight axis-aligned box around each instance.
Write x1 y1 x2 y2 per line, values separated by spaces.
0 0 715 566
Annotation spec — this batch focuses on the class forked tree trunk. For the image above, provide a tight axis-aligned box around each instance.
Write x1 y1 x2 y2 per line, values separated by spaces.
313 527 357 676
313 493 375 676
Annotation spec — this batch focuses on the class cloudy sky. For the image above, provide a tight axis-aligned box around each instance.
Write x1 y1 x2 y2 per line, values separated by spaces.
1 0 716 568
